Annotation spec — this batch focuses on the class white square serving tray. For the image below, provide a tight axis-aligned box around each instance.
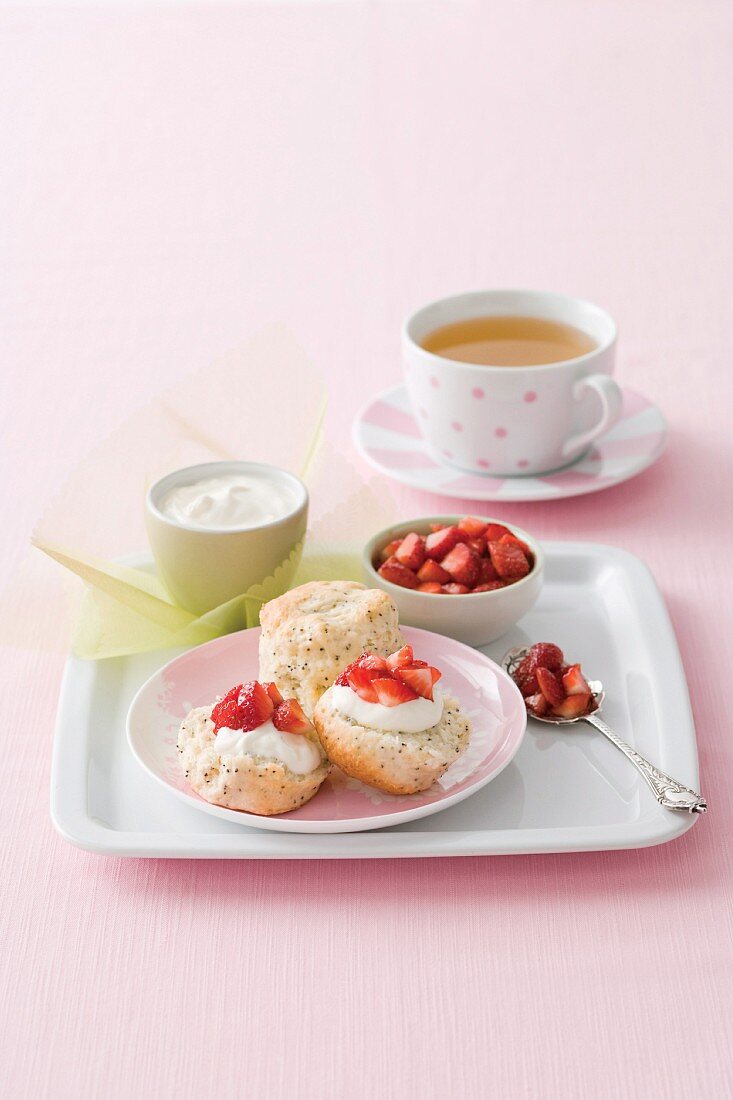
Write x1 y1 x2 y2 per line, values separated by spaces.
51 542 701 858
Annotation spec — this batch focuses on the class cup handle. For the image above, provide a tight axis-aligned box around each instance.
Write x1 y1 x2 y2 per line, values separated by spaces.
561 374 624 458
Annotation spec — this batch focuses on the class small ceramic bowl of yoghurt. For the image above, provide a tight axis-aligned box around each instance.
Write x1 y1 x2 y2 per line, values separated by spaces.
145 461 308 613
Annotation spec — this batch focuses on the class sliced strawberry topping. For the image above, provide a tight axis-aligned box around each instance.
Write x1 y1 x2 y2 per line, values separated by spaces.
488 539 530 580
262 681 283 706
395 665 441 701
371 677 419 706
537 667 565 707
418 581 443 593
395 532 426 571
355 653 390 676
552 693 592 719
424 525 463 560
442 582 470 594
386 644 414 671
441 542 480 587
345 666 380 703
417 558 451 584
458 515 488 538
378 557 420 589
473 581 505 592
467 536 487 556
210 684 245 732
562 663 591 696
378 537 403 564
272 698 314 734
211 680 274 733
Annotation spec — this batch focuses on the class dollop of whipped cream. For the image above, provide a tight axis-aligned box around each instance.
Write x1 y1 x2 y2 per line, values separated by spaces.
160 473 299 530
214 719 322 775
328 684 443 733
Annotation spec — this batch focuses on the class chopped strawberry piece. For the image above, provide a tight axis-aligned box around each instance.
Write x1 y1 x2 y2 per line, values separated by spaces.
537 667 565 707
563 663 591 696
394 531 426 571
458 516 488 538
211 680 274 733
517 673 539 697
525 692 548 717
409 659 429 668
346 666 380 703
552 693 592 719
441 583 470 594
467 536 487 555
478 556 500 584
424 525 463 560
441 542 480 587
334 671 349 686
417 559 451 584
429 522 444 532
378 557 420 589
210 684 244 732
418 582 443 593
473 581 505 592
386 644 414 671
378 538 403 564
262 681 283 706
498 532 532 559
272 698 315 735
395 665 441 701
488 539 531 580
371 677 419 706
484 523 513 542
526 643 564 672
355 653 390 676
512 644 565 697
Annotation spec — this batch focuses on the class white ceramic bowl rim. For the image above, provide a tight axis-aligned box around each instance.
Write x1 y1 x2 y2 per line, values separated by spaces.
363 515 544 600
403 288 618 373
146 460 309 535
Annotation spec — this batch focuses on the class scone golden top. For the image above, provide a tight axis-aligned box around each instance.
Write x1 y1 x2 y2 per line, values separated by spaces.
258 581 404 717
312 645 471 796
178 680 329 817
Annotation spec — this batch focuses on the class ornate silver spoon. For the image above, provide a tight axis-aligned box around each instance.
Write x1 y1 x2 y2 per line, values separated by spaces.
502 646 707 814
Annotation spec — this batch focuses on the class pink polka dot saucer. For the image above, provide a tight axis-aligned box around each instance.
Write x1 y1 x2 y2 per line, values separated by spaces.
353 385 667 502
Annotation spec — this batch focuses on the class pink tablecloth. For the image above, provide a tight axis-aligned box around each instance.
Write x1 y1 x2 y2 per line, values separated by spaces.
2 4 731 1097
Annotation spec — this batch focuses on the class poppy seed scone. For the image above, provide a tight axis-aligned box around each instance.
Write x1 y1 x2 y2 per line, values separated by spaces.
258 581 404 717
313 691 471 796
178 704 329 816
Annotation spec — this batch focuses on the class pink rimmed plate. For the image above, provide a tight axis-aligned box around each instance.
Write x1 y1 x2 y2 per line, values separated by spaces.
126 625 526 834
353 385 667 501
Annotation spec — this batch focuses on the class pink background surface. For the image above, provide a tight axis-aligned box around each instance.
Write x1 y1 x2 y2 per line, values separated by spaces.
1 3 732 1097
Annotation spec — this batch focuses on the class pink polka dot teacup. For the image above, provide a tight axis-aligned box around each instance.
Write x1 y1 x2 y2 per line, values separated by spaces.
403 289 622 477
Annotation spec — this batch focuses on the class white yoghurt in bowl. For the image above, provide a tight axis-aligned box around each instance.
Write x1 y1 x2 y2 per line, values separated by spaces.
145 461 308 614
160 472 301 531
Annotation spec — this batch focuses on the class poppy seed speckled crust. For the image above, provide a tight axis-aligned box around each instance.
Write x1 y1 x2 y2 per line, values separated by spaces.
178 706 330 816
258 581 404 720
313 690 471 795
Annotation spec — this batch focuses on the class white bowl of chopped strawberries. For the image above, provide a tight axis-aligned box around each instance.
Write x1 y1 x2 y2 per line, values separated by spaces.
363 516 543 646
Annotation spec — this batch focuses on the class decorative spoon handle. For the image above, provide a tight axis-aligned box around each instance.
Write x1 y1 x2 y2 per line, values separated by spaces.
583 713 707 813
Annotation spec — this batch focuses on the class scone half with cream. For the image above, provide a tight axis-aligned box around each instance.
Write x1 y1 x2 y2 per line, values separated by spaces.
259 580 404 719
178 680 329 816
313 644 471 796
